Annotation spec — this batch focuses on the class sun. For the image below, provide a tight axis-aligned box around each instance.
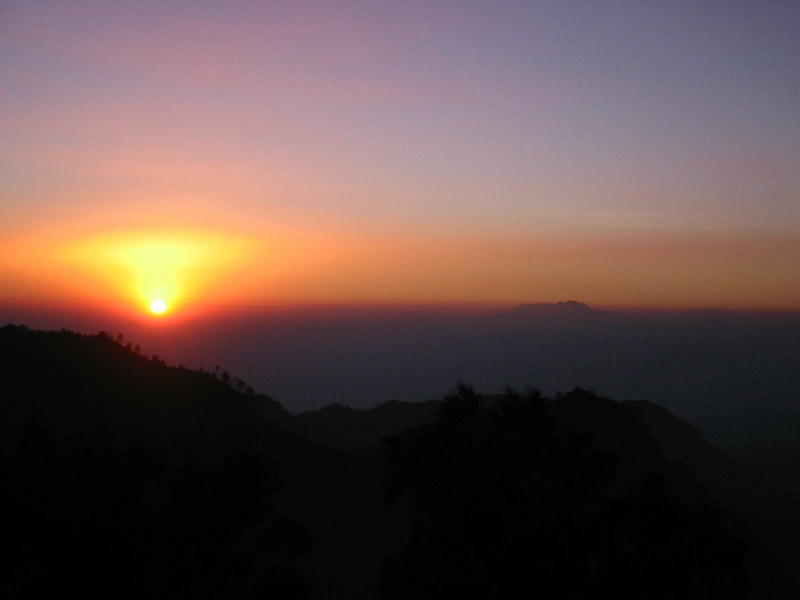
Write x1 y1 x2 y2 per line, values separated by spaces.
149 299 168 315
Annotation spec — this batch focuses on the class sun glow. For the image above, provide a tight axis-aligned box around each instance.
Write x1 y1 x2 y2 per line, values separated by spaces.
54 229 256 316
149 299 168 314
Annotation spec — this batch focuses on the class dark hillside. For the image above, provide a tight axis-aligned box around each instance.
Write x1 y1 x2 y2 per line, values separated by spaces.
628 400 800 597
0 324 291 457
1 324 795 599
0 325 311 598
0 325 410 600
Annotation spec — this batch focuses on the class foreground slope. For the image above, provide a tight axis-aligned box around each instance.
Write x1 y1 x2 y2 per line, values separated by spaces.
0 325 311 598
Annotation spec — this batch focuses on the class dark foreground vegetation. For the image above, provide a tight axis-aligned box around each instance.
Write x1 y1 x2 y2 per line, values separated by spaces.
1 325 798 598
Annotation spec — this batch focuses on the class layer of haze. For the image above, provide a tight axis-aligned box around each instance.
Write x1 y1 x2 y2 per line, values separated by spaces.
2 1 800 312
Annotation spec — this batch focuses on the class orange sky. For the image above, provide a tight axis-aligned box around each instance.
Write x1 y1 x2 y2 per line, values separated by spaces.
2 209 799 317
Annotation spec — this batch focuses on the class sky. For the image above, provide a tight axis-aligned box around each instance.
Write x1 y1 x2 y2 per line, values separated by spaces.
1 0 799 314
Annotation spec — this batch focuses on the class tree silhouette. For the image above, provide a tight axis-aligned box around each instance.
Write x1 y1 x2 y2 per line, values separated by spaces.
381 386 747 599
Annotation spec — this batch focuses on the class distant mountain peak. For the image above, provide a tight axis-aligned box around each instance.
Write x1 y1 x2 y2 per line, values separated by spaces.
507 300 593 315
